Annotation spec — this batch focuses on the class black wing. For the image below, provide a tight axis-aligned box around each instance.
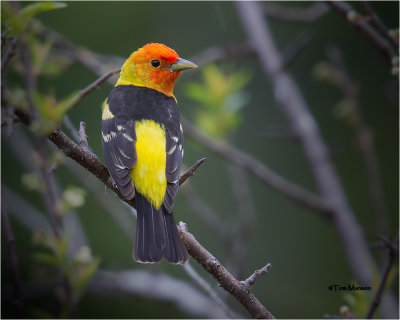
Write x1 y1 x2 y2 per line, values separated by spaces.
163 122 183 213
102 114 137 200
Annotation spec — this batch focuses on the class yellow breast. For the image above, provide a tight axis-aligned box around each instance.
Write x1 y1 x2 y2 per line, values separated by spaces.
131 119 167 209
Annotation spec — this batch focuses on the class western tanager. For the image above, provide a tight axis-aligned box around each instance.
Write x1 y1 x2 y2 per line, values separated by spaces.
101 43 197 264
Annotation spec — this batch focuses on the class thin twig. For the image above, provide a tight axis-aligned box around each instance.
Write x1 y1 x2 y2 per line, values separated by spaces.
78 121 96 156
178 157 207 186
73 67 120 108
178 222 275 319
366 235 399 319
328 1 397 65
1 37 18 77
281 29 316 69
362 1 398 48
242 263 272 287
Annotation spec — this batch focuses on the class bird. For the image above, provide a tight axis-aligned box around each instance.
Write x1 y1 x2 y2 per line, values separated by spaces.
101 43 197 264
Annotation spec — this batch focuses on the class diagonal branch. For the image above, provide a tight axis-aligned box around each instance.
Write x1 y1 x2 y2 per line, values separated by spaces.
328 1 397 66
181 116 330 216
14 104 271 320
178 222 275 319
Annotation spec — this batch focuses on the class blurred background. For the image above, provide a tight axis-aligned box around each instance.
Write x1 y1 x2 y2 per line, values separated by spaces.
2 1 399 319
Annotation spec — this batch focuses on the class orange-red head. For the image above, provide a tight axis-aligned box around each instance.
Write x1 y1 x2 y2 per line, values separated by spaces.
116 43 197 97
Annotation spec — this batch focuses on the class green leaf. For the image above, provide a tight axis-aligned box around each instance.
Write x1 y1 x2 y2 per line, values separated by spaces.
20 2 67 22
2 2 66 35
33 252 60 267
55 91 80 117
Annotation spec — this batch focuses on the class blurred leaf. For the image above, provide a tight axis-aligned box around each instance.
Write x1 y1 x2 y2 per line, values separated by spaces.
73 246 93 264
21 172 45 191
57 186 86 215
313 61 342 85
333 98 357 126
185 83 214 108
33 252 60 267
185 63 251 140
31 91 80 135
20 2 67 23
2 1 66 35
72 257 100 296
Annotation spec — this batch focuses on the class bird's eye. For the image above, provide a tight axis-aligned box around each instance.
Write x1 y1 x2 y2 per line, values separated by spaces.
151 59 161 68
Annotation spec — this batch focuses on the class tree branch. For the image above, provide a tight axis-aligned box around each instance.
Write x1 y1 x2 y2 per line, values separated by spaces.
88 269 232 318
178 157 207 185
242 263 272 287
72 67 120 109
328 1 398 67
1 203 23 317
1 37 18 78
366 235 399 319
362 1 398 48
178 222 275 319
236 2 398 317
181 116 331 216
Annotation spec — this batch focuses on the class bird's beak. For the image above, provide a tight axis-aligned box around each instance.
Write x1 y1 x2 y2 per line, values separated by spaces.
170 58 198 71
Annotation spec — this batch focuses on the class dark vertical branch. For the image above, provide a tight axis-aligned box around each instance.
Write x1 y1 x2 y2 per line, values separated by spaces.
366 235 399 319
2 204 24 317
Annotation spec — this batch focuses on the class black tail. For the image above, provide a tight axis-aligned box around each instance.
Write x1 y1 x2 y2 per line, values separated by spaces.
162 207 189 264
133 193 189 264
134 193 165 263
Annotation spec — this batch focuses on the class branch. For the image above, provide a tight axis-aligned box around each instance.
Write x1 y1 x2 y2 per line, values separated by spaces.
362 1 398 48
73 67 120 109
6 27 274 319
236 2 398 317
178 157 207 185
328 1 398 67
366 235 399 319
181 116 330 216
242 263 272 287
88 269 232 319
78 121 96 156
1 203 23 317
178 222 275 319
1 37 18 78
182 263 241 318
